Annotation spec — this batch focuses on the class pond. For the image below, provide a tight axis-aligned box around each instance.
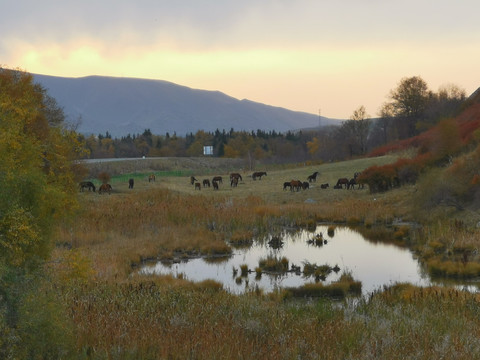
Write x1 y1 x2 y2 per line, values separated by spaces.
140 225 434 295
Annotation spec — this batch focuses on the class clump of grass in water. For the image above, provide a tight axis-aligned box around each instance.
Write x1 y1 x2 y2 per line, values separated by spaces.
258 256 289 272
240 264 249 277
287 271 361 298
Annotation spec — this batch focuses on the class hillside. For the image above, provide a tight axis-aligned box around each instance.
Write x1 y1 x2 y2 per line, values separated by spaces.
33 74 342 137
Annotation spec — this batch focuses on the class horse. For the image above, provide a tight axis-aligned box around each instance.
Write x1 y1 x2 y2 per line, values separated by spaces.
290 180 303 192
307 171 319 182
212 176 223 184
336 178 349 189
79 181 96 192
128 178 134 189
190 176 198 185
348 178 357 190
283 181 292 191
230 173 242 182
353 172 365 189
194 182 201 190
333 184 343 189
212 180 219 190
252 171 267 180
231 176 238 187
302 181 310 190
203 179 211 188
320 183 329 189
98 183 112 195
148 174 156 182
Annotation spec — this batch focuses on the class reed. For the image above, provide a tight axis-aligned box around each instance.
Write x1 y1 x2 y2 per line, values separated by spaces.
41 158 480 358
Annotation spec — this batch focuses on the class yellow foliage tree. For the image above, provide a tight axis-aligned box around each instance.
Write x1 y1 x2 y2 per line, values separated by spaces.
0 68 86 269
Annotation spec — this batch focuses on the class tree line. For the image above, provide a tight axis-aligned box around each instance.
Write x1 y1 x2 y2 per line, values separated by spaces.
81 76 467 164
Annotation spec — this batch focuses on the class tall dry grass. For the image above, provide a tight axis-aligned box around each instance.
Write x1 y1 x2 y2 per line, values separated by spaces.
46 156 480 358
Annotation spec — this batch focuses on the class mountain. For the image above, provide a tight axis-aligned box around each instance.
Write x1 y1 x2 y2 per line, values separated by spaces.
33 74 341 138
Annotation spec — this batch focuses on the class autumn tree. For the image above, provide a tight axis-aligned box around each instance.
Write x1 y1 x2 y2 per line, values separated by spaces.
0 68 85 355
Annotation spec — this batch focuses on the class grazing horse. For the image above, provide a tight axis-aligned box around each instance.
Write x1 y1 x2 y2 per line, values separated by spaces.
348 178 357 190
231 176 239 187
203 179 211 188
336 178 349 189
320 183 329 189
79 181 96 192
290 180 303 192
212 176 223 184
283 181 292 191
98 183 112 195
190 176 198 185
148 174 156 182
307 171 319 182
212 180 219 190
252 171 267 180
353 171 365 189
230 173 243 182
128 178 134 189
302 181 310 190
194 182 201 190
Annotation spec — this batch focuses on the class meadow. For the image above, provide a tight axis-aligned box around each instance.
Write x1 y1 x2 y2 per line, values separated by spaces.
48 156 480 359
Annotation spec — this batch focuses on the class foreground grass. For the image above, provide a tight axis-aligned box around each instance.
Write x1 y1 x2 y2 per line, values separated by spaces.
44 156 480 359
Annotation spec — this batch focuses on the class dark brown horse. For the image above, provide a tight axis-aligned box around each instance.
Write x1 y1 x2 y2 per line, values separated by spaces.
195 182 201 190
190 176 198 185
336 178 349 189
283 181 292 190
98 183 112 195
79 181 96 192
230 173 243 182
320 183 329 189
212 176 223 184
302 181 310 190
290 180 302 192
203 179 211 188
212 180 219 190
128 178 134 189
307 171 319 182
252 171 267 180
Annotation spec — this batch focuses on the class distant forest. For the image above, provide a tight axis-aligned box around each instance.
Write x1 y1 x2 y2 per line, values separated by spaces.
80 76 468 164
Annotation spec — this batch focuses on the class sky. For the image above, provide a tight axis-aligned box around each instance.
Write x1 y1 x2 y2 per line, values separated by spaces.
2 0 480 119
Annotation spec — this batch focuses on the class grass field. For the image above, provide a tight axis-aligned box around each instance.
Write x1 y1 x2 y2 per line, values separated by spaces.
44 155 480 359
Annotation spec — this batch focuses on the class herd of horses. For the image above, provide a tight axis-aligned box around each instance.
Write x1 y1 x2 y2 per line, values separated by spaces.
283 171 363 192
80 170 364 196
188 171 268 191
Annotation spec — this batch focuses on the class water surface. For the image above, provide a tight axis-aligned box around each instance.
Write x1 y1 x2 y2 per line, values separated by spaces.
141 225 432 295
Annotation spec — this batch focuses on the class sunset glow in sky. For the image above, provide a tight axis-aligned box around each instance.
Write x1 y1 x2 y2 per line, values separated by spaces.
2 1 479 119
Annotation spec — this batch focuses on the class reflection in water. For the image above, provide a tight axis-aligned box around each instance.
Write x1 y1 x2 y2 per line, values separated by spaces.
140 225 432 295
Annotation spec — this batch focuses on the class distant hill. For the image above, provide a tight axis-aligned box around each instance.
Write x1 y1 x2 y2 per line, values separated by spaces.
33 74 342 138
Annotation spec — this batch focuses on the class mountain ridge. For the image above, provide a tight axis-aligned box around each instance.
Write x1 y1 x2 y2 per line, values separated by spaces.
32 73 342 137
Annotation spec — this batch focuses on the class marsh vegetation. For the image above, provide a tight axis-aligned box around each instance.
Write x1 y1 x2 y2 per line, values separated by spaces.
38 155 480 358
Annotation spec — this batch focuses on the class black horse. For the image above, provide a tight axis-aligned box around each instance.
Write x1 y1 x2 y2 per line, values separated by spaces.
79 181 96 192
307 171 319 182
128 178 134 189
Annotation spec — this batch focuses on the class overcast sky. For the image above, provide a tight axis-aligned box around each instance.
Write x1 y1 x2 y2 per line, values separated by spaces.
2 0 479 119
